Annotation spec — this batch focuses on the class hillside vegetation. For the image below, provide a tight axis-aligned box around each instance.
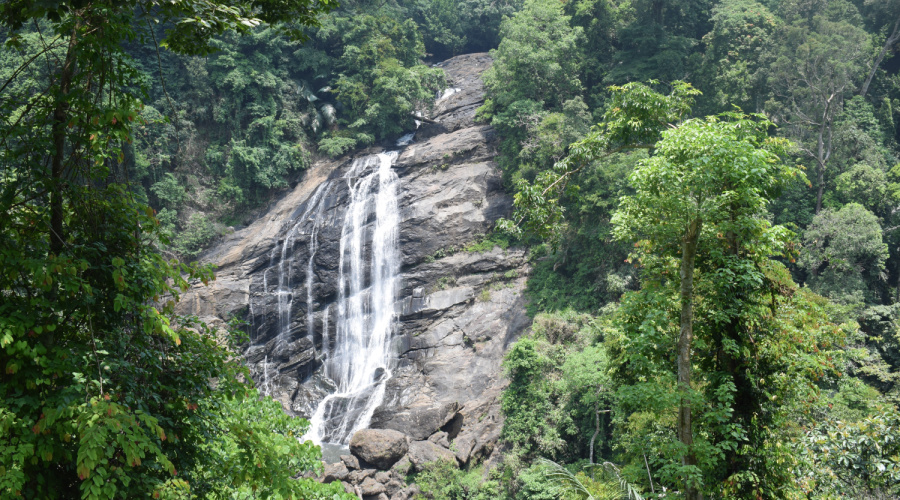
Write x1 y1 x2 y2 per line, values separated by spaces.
2 0 900 498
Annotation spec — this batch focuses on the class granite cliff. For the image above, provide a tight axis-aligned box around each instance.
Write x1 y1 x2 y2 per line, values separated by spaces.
179 54 531 489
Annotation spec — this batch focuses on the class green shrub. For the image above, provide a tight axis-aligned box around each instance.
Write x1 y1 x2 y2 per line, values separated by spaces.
173 214 219 259
413 461 504 500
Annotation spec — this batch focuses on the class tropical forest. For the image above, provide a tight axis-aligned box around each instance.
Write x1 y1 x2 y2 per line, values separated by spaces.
1 0 900 498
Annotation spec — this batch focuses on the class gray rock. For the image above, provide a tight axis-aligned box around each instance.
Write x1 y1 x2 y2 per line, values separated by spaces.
407 440 458 472
341 454 360 470
322 462 349 483
348 468 376 485
177 53 532 475
370 402 459 441
375 471 392 484
453 435 476 465
350 429 409 470
390 455 412 476
428 431 450 448
385 479 405 496
359 477 386 496
391 484 421 500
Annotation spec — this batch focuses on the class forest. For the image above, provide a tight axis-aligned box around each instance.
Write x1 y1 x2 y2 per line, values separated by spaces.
1 0 900 498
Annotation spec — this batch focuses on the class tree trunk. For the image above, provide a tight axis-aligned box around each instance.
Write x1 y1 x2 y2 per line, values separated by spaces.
589 399 599 466
860 15 900 98
50 27 79 254
815 159 825 215
678 217 702 500
814 96 835 215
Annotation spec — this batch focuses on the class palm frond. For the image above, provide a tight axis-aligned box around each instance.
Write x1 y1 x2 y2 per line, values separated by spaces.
538 458 596 500
298 80 318 102
320 103 337 126
584 462 645 500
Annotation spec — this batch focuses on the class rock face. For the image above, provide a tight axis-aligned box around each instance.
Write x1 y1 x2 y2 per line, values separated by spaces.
178 53 530 470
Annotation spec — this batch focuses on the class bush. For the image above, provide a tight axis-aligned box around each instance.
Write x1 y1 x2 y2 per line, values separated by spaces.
413 460 504 500
173 213 219 259
318 135 358 157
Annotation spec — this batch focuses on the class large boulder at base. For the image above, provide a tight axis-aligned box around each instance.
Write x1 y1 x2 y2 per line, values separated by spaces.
406 440 458 472
350 429 410 469
370 402 460 441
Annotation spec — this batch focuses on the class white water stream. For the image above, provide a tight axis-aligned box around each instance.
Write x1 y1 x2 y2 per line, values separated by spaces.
305 151 401 445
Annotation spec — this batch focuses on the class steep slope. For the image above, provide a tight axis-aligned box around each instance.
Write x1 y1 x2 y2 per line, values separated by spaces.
179 53 529 467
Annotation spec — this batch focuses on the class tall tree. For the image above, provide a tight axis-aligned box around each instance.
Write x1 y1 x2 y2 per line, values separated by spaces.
611 112 796 498
766 0 871 213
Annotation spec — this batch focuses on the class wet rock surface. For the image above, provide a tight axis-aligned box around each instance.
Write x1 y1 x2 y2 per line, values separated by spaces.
178 53 531 481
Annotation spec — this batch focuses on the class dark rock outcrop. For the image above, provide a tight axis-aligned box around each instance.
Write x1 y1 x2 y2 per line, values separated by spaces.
369 402 459 441
322 462 349 483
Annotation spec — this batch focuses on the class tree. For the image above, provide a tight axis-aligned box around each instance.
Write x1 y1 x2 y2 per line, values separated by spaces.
611 112 796 497
698 0 779 114
479 0 586 175
799 202 888 306
317 14 445 154
0 0 351 497
858 0 900 98
766 0 872 213
497 80 700 246
481 0 584 112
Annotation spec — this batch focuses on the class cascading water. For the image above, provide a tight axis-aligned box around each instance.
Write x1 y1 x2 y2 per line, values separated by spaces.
307 151 401 445
276 184 327 347
305 186 330 344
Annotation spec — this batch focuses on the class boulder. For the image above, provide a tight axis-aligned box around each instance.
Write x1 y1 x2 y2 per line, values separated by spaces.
407 440 458 472
375 471 392 484
453 435 476 465
322 462 349 483
391 484 421 500
350 429 409 470
341 454 360 470
359 477 386 496
348 468 376 485
428 431 450 449
370 402 460 441
390 455 412 476
385 479 405 496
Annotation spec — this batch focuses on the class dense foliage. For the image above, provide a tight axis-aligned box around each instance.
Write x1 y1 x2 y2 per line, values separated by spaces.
0 1 353 498
4 0 900 497
479 0 900 498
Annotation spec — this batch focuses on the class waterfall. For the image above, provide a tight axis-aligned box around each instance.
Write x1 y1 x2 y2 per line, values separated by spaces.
305 185 331 344
274 184 327 347
307 151 401 445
